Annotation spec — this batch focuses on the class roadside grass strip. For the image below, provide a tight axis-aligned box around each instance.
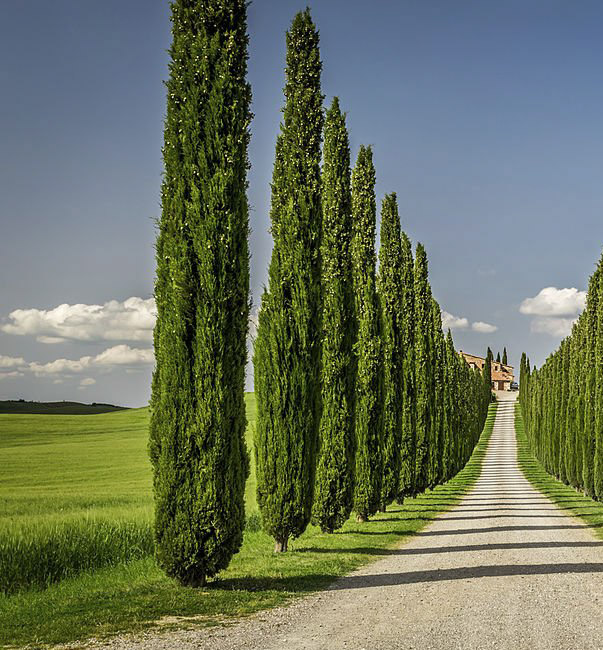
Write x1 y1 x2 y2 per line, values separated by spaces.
515 403 603 539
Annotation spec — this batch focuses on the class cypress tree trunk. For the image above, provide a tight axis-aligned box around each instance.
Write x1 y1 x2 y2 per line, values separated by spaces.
351 145 383 521
149 0 251 586
414 244 432 495
378 193 405 509
253 9 324 551
312 98 356 533
398 232 416 499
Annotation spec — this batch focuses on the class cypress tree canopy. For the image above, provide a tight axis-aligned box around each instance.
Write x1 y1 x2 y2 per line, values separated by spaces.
312 97 356 534
253 9 324 551
397 231 416 499
351 145 383 522
378 192 405 509
149 0 251 586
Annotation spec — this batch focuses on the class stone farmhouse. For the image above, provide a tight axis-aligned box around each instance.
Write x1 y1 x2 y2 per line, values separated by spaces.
460 351 515 391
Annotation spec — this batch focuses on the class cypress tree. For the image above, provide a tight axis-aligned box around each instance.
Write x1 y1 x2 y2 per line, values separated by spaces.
398 232 416 498
253 9 323 551
351 145 383 522
496 351 501 363
502 347 508 365
429 300 446 488
378 193 405 510
312 98 356 533
483 352 492 401
414 244 432 494
149 0 251 586
594 259 603 498
583 265 600 496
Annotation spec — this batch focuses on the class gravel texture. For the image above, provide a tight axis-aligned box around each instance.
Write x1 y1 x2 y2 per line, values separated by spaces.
92 394 603 649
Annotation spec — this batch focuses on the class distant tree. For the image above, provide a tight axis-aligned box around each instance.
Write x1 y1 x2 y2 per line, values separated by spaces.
487 347 493 361
254 9 324 551
483 351 492 401
312 97 356 533
149 0 251 586
351 145 383 522
496 351 501 363
378 193 404 510
502 347 508 365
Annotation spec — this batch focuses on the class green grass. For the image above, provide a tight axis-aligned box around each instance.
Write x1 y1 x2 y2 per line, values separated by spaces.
0 401 496 648
515 403 603 537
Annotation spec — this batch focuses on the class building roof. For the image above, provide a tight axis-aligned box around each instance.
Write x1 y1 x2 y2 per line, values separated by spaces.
459 350 515 382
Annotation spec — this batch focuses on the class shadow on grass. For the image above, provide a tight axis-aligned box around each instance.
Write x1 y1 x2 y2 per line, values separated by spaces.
212 561 603 593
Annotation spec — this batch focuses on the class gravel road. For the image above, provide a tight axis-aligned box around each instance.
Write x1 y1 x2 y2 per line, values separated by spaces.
96 394 603 649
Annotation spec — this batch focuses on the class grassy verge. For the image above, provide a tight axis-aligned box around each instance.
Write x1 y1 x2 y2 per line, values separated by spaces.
515 403 603 538
0 403 496 648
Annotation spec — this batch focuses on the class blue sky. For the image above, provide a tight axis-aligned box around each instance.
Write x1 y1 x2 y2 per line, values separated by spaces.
1 0 602 406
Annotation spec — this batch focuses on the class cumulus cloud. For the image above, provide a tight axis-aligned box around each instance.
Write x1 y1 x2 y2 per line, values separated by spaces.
0 355 25 368
520 287 586 317
472 321 498 334
1 297 156 344
0 371 24 380
441 311 469 330
530 317 576 338
79 377 96 388
27 345 154 378
94 344 154 366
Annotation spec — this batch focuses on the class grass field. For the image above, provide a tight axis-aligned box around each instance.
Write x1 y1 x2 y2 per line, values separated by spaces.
515 402 603 539
0 398 495 648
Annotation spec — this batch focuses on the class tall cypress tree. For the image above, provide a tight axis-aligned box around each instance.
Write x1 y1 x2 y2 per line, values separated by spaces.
351 145 383 522
378 193 404 510
502 347 508 365
414 244 432 494
149 0 251 586
594 259 603 498
496 351 501 363
429 301 446 487
583 265 600 496
312 98 356 533
483 352 492 401
398 232 416 498
253 9 323 551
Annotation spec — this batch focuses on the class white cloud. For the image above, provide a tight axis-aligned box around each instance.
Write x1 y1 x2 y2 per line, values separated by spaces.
2 297 156 344
94 344 154 366
441 311 469 330
472 321 498 333
0 355 25 368
27 345 154 378
531 317 577 338
79 377 96 388
0 371 24 380
520 287 586 317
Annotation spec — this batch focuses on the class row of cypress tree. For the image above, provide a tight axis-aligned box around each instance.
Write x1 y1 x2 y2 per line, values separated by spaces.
254 9 492 552
520 253 603 498
150 1 492 586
